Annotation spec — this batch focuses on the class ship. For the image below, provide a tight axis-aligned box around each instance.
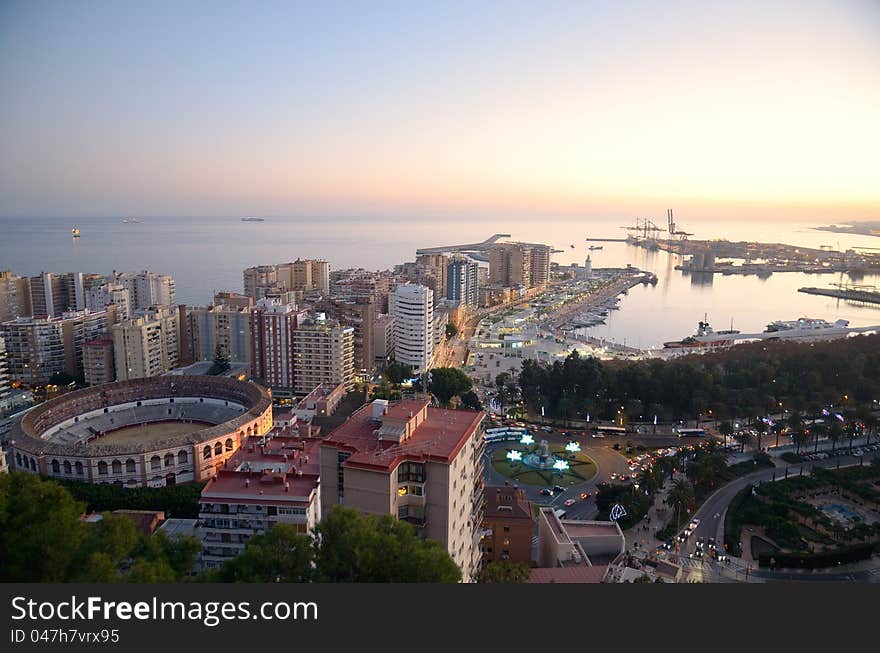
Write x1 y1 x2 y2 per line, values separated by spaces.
588 245 603 251
241 217 265 222
763 317 851 340
71 226 80 238
663 317 739 349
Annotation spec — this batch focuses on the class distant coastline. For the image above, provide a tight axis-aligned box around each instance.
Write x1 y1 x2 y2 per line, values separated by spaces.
815 220 880 238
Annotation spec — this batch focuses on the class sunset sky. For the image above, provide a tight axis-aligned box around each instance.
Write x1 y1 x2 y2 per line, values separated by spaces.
1 0 878 220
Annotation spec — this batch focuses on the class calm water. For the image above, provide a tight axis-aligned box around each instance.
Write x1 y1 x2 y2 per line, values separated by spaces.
2 216 879 347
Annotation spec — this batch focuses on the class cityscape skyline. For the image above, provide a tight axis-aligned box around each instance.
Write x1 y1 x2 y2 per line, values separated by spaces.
1 1 879 220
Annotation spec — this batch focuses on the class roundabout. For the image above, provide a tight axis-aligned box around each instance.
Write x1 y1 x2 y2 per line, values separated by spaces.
490 438 597 487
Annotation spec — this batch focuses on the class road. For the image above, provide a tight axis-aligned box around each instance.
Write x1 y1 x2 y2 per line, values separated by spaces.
672 449 880 581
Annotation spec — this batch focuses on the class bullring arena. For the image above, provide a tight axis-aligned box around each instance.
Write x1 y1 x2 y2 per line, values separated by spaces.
10 376 273 487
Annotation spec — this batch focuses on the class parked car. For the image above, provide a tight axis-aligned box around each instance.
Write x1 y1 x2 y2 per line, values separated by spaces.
564 499 576 507
539 488 553 496
553 485 566 494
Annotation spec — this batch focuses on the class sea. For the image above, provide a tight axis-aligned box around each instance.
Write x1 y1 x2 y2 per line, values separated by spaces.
2 215 879 348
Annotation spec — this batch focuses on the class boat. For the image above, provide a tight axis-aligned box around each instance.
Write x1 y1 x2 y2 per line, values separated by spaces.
241 217 265 222
663 317 739 349
763 317 851 340
589 245 603 251
71 226 80 238
570 244 575 248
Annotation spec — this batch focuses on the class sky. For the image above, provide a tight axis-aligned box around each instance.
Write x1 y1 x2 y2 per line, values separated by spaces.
1 0 878 221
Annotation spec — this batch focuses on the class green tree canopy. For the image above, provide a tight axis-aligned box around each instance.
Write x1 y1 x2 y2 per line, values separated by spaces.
478 560 531 583
384 361 413 385
428 367 473 407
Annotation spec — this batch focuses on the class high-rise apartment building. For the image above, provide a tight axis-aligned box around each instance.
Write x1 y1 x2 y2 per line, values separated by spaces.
390 284 434 374
213 291 253 310
446 258 480 306
0 308 113 385
112 306 180 381
83 336 115 386
488 244 530 288
320 399 486 582
86 282 131 321
319 298 376 372
0 335 10 405
372 314 395 367
112 271 176 309
242 265 279 299
249 297 302 392
292 313 354 395
0 271 29 322
188 304 252 365
527 245 551 288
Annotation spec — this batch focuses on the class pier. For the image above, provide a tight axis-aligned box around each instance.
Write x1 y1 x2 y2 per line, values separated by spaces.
798 286 880 306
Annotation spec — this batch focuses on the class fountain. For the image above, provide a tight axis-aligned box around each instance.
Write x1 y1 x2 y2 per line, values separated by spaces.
523 439 564 470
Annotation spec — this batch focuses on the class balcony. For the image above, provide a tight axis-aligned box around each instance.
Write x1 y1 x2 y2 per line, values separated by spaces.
397 505 426 527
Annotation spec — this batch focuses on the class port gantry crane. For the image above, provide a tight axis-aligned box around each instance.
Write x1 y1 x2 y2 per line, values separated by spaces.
666 209 692 240
621 217 663 241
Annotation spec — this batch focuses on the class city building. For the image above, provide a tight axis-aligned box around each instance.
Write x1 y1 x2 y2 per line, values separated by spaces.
213 291 253 310
277 259 330 294
0 335 9 406
294 382 346 421
529 507 624 583
0 270 29 322
446 258 480 307
489 244 530 288
0 308 114 385
527 244 551 288
318 298 376 373
86 282 131 321
242 265 278 300
481 485 535 564
198 435 322 567
292 313 354 395
432 309 448 349
82 336 115 385
112 270 176 309
188 304 252 365
112 306 180 381
330 268 395 311
371 314 395 367
249 297 303 394
320 398 486 582
390 284 434 374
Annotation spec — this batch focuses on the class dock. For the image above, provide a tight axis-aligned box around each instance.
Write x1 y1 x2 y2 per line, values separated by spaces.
798 286 880 306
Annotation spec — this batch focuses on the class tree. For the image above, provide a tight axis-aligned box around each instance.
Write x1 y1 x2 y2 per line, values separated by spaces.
428 367 473 407
445 323 459 339
666 479 695 520
718 421 733 447
633 574 653 583
313 506 460 582
48 371 76 387
810 421 826 454
478 560 531 583
735 429 750 453
384 361 413 385
460 390 482 411
208 524 314 582
827 419 843 453
754 419 767 452
0 473 87 581
208 343 231 376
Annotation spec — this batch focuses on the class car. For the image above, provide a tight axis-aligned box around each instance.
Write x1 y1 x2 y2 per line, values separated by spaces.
708 538 717 550
553 485 566 494
592 433 606 438
661 541 674 550
539 488 553 496
688 518 701 530
853 449 864 456
598 481 608 488
717 554 728 562
579 492 591 500
618 474 629 481
541 426 553 432
564 499 576 507
610 472 618 480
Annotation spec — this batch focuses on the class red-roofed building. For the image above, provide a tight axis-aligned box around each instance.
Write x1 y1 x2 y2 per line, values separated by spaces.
198 435 321 568
320 398 486 582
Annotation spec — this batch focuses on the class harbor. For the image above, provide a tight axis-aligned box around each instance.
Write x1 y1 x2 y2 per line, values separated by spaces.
798 285 880 306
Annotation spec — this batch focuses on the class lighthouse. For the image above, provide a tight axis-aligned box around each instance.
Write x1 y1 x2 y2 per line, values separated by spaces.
583 254 592 278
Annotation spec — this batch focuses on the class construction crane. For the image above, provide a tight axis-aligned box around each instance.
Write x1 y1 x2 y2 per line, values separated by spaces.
667 209 692 240
621 217 663 240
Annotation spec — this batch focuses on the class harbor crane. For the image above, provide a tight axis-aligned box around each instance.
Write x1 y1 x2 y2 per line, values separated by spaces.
667 209 692 240
621 217 663 240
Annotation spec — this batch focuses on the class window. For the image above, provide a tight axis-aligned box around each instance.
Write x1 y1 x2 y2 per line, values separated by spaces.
214 442 222 456
203 445 212 459
178 450 188 465
150 456 161 471
75 461 84 476
397 462 426 483
126 459 136 473
63 461 72 474
503 526 510 533
164 453 174 467
112 460 122 474
51 459 60 474
225 438 233 451
97 461 108 475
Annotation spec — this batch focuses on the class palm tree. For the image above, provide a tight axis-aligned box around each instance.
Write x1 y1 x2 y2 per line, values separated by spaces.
845 421 860 454
754 420 767 452
827 419 843 454
787 413 805 452
718 421 733 447
666 478 695 530
865 414 878 447
735 430 750 453
811 422 826 454
772 422 785 448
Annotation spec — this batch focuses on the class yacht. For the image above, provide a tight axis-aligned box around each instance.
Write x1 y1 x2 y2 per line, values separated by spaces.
71 226 80 237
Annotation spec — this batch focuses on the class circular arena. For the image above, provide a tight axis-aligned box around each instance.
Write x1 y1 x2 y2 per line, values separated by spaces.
10 376 273 487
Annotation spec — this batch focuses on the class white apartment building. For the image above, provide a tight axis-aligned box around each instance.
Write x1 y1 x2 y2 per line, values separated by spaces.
390 284 434 374
112 306 180 380
112 271 176 309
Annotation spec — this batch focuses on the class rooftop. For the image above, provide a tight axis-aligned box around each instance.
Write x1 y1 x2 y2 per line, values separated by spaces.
322 399 484 472
527 566 608 584
201 435 321 503
484 485 534 521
